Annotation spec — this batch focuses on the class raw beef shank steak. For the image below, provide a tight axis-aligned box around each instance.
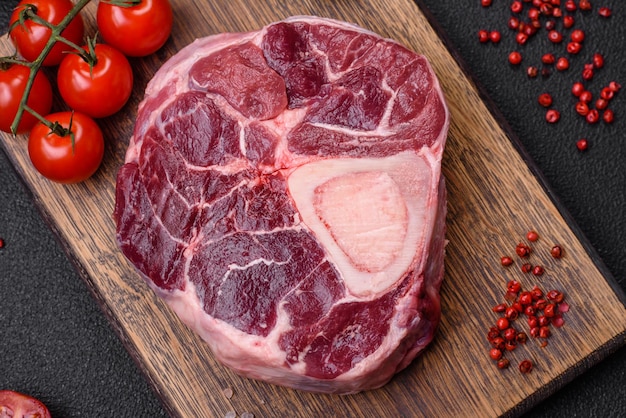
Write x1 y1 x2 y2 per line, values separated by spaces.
114 16 449 394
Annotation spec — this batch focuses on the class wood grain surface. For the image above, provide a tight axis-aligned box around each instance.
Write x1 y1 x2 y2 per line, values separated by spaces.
1 1 625 417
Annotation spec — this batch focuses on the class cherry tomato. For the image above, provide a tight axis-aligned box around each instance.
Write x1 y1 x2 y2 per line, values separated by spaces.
28 111 105 183
96 0 174 57
10 0 85 66
0 390 52 418
58 43 134 118
0 63 53 134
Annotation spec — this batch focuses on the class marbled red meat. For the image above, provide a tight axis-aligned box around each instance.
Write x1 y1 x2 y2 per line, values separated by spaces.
114 16 449 394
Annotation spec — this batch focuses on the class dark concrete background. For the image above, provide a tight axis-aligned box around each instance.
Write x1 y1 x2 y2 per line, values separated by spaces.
1 1 624 416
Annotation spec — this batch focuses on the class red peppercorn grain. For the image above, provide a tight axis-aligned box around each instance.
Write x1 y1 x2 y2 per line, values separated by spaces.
517 332 528 344
497 358 510 369
519 291 533 306
501 256 514 266
478 29 490 43
547 290 564 303
508 280 522 294
505 340 518 351
509 51 523 65
579 91 593 103
493 303 507 313
503 327 517 341
603 109 614 124
566 42 582 54
576 138 589 151
496 317 510 331
586 109 600 124
600 87 614 101
571 29 585 43
572 82 584 97
541 53 556 65
521 263 533 273
599 7 612 17
527 66 538 78
511 1 523 13
550 245 563 258
609 81 622 92
579 0 591 11
544 303 557 318
582 67 594 81
491 336 506 350
555 57 569 71
546 109 560 123
538 93 553 107
508 16 520 30
489 31 501 43
575 101 589 116
489 348 503 360
526 230 539 242
548 30 563 43
516 32 529 45
593 53 605 69
0 237 4 249
481 0 492 7
532 265 544 276
595 98 608 110
563 15 575 28
505 306 519 321
519 360 533 374
564 0 576 12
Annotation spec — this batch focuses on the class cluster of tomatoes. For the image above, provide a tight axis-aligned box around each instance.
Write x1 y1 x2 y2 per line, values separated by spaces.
0 0 173 183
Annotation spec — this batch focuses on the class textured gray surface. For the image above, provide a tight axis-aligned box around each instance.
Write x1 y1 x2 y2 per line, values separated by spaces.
1 1 624 417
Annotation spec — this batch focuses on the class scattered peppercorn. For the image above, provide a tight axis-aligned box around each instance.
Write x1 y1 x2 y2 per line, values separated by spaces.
576 138 589 151
538 93 553 107
598 7 612 18
501 256 514 267
526 230 539 242
555 57 569 71
489 30 502 43
508 51 522 65
586 109 599 124
519 359 533 374
546 109 560 123
497 358 510 369
550 245 563 258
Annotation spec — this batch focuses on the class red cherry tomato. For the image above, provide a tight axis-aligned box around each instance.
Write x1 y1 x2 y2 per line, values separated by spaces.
0 63 53 134
58 43 134 118
9 0 85 66
28 111 105 183
96 0 173 57
0 390 52 418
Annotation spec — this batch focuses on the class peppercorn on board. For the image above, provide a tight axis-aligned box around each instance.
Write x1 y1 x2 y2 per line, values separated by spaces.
1 1 625 417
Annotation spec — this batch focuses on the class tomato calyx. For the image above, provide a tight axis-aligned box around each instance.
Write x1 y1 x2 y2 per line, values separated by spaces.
47 112 77 152
0 54 27 71
66 35 100 75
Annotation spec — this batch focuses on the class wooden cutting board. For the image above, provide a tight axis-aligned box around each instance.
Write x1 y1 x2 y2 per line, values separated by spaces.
2 1 625 417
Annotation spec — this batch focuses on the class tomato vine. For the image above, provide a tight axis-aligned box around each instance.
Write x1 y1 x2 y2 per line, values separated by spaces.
2 0 92 136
